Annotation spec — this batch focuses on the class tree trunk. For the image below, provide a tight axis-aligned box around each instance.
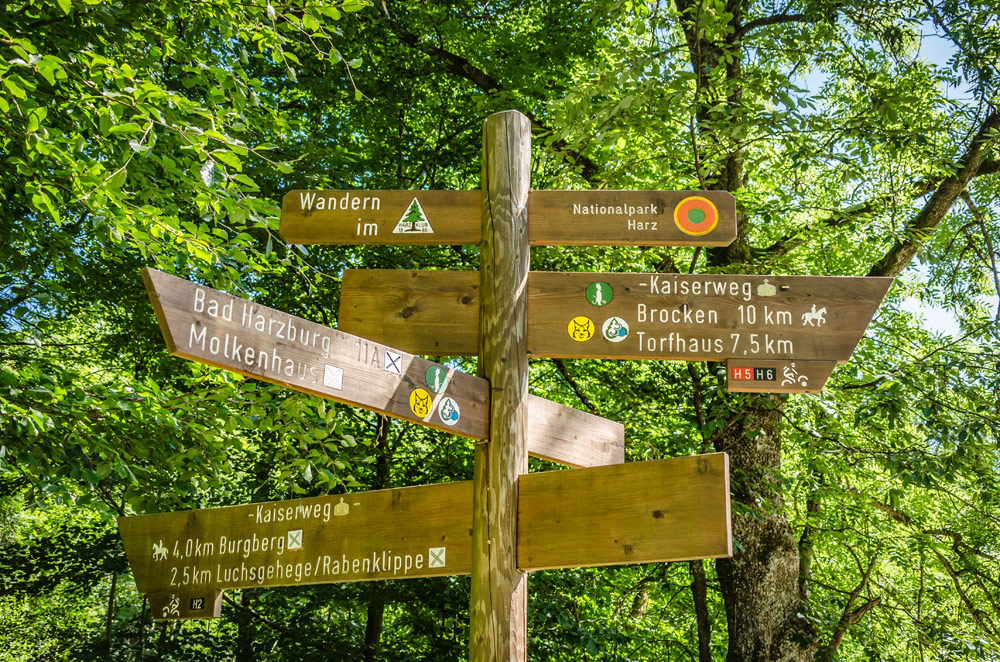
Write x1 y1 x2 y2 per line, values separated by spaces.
675 0 819 655
690 560 712 662
235 591 256 660
155 621 168 661
713 395 816 662
136 595 148 662
364 590 387 661
364 415 392 661
105 572 118 660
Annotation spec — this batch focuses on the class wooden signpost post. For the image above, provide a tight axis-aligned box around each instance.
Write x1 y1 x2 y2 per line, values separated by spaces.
120 109 893 661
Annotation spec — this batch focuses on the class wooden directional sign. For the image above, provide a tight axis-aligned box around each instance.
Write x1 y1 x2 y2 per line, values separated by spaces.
149 589 223 621
142 268 623 466
341 269 480 354
120 480 474 595
280 190 481 245
527 273 893 365
338 270 893 392
528 190 736 246
118 453 730 600
280 190 736 247
143 267 489 439
527 394 624 468
518 453 731 569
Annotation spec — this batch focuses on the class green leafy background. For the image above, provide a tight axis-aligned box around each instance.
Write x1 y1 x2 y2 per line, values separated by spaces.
1 0 998 660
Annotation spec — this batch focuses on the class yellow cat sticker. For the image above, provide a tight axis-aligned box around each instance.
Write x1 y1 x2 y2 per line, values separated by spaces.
409 388 432 417
567 316 595 342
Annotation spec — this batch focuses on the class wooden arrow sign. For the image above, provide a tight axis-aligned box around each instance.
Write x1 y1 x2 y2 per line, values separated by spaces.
528 190 736 246
518 453 731 569
280 190 481 245
119 453 730 612
338 270 893 392
119 480 474 596
527 272 894 362
280 190 736 247
143 267 489 439
142 268 623 466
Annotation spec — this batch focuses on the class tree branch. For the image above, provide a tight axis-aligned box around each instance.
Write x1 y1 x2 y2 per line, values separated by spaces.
550 359 598 414
869 109 1000 277
857 490 1000 643
760 157 1000 260
960 192 1000 321
798 483 822 603
736 13 813 39
823 556 879 659
378 1 600 182
224 595 351 655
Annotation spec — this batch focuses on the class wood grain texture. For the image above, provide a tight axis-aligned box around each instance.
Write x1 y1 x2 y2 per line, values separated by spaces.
280 190 481 245
118 481 474 594
526 394 624 468
528 190 737 246
340 269 479 355
470 110 531 662
141 268 488 439
120 454 722 607
726 359 837 393
518 453 732 571
149 589 223 621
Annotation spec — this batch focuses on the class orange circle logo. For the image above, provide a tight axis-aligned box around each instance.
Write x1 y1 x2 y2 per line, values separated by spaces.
674 196 719 236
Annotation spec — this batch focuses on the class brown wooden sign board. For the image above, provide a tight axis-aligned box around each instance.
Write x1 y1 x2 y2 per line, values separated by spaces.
726 359 837 393
149 589 223 621
119 453 729 599
527 394 623 468
527 272 893 362
280 190 736 247
340 268 480 354
143 268 623 466
119 480 474 595
528 190 736 246
338 270 893 386
518 453 731 569
143 267 489 439
280 190 481 246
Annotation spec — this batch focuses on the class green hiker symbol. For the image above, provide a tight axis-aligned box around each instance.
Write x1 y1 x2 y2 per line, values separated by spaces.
586 281 613 306
425 365 449 393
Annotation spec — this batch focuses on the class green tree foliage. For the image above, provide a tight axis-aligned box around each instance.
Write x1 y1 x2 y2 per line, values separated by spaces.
1 0 998 660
